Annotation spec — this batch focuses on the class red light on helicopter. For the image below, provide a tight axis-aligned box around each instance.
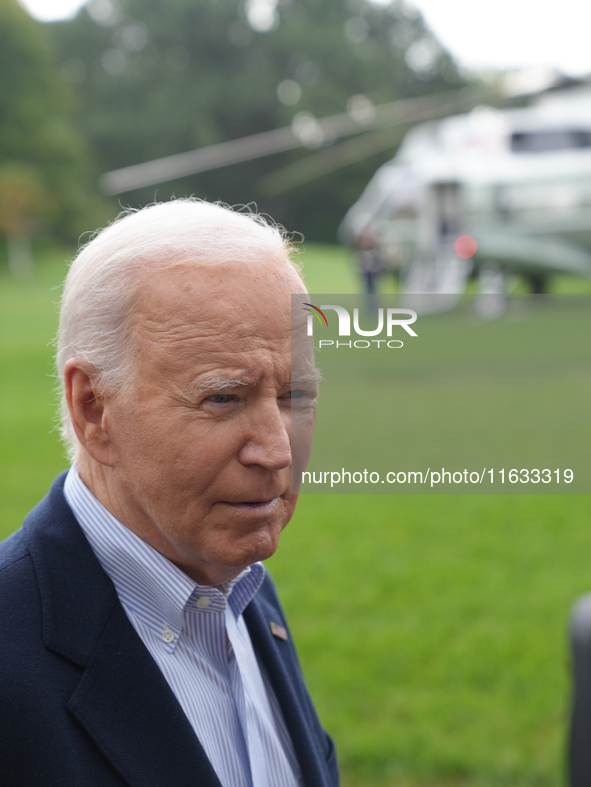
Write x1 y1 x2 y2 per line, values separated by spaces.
454 235 478 258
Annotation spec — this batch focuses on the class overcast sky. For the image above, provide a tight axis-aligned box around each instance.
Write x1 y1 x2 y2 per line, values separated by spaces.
17 0 591 77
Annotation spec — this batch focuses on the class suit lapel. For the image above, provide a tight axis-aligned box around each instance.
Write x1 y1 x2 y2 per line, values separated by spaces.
244 582 332 787
67 601 221 787
24 475 222 787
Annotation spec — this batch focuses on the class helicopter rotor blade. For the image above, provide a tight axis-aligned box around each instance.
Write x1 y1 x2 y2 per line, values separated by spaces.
257 91 483 196
258 126 408 196
98 86 495 196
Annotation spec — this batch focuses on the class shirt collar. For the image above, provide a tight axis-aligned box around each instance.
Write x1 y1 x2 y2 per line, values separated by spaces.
63 465 265 641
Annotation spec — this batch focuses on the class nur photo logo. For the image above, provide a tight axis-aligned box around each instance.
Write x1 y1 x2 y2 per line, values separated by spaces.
302 303 418 349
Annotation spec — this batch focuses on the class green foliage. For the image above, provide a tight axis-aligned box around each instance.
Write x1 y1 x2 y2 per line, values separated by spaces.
0 161 50 235
48 0 467 240
0 0 103 240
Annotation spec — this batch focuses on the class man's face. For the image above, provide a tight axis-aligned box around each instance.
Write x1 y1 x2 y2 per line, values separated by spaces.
98 257 317 585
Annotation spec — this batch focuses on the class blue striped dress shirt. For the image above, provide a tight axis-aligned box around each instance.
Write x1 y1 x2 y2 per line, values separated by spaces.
64 466 301 787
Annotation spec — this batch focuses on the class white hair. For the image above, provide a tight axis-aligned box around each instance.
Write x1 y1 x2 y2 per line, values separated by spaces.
57 198 298 459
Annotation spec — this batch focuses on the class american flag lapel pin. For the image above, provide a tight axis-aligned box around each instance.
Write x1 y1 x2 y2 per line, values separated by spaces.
270 621 288 641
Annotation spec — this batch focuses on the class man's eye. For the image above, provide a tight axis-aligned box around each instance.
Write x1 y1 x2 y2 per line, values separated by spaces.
282 389 315 402
207 394 234 404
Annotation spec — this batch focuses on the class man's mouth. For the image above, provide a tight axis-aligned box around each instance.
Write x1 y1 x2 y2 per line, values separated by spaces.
222 498 280 513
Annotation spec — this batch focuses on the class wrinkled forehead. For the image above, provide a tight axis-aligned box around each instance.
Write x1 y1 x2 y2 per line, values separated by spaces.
135 255 304 314
129 257 308 373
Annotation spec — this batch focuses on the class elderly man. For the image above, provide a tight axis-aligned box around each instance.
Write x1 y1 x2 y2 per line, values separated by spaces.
0 200 336 786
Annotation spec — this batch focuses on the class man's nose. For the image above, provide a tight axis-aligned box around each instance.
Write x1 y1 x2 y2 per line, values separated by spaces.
238 401 291 471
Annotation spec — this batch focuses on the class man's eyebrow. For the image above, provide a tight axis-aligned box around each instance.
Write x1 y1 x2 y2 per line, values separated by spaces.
194 376 254 392
290 371 322 385
192 370 321 392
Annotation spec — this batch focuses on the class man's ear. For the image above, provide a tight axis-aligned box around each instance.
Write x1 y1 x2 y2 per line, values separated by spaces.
63 358 117 466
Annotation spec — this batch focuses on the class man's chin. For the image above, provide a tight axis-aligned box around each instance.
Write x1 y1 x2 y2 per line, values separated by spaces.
228 521 286 569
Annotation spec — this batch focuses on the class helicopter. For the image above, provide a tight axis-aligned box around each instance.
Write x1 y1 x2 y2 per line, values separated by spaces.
339 80 591 300
99 75 591 301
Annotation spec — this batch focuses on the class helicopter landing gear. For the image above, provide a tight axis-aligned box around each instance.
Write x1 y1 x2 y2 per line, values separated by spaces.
475 265 507 320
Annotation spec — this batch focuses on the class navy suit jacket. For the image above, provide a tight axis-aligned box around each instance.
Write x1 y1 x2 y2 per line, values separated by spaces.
0 474 339 786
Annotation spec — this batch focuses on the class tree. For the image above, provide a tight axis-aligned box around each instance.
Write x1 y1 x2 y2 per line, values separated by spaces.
0 0 101 250
49 0 467 240
0 162 49 274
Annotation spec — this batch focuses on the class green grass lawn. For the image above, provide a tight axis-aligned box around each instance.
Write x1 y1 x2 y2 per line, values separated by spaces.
1 243 590 786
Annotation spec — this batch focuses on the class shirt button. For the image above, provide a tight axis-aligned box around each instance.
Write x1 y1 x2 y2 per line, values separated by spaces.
195 596 211 609
162 629 175 643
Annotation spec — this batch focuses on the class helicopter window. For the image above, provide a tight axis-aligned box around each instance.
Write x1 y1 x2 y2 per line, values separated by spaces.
511 130 591 153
